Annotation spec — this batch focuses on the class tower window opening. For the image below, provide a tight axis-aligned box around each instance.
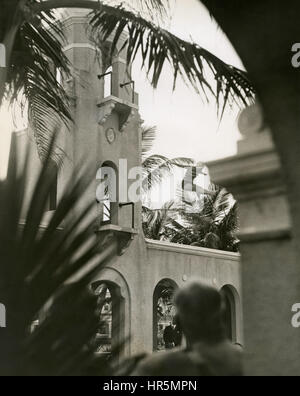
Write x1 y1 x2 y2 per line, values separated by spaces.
103 66 113 98
102 176 111 224
46 161 58 212
96 163 118 226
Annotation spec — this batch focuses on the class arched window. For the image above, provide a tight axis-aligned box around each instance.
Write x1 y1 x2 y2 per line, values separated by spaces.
46 160 58 211
221 285 239 343
96 162 118 226
92 281 125 358
104 66 113 98
153 279 180 352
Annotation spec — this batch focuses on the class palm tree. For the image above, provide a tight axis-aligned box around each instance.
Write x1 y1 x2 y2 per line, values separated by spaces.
0 0 72 161
0 140 120 375
143 175 239 252
141 125 201 240
0 0 255 161
141 125 197 199
142 200 186 241
172 187 239 252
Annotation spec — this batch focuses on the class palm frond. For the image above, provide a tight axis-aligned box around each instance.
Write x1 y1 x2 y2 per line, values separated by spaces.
116 0 169 19
142 153 197 195
2 1 72 161
90 3 255 113
142 200 180 240
0 140 119 375
141 125 157 160
137 0 169 16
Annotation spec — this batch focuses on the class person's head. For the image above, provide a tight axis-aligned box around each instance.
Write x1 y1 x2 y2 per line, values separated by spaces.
175 281 225 345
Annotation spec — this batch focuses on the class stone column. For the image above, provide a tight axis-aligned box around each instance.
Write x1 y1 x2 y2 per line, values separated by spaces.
208 104 300 376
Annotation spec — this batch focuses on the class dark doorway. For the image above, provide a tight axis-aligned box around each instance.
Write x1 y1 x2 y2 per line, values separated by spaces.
92 281 125 358
153 279 180 352
221 285 237 343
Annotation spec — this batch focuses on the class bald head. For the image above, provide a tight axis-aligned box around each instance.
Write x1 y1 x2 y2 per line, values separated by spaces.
175 282 225 344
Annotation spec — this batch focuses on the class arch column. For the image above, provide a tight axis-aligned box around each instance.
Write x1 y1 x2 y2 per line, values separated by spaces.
208 104 296 375
203 0 300 376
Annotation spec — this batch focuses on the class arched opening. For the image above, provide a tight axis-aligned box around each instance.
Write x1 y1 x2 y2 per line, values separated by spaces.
45 160 58 212
103 66 113 98
221 285 239 343
153 279 180 352
91 281 125 359
96 161 119 226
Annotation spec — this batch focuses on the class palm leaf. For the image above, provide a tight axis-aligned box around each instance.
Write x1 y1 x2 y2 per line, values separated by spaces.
115 0 169 19
141 125 157 160
142 200 183 240
90 3 255 113
1 0 71 161
143 153 197 194
0 140 119 375
177 185 239 252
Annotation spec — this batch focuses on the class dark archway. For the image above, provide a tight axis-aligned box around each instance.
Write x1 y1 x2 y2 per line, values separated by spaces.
96 161 119 226
91 280 125 358
45 159 58 212
221 285 239 343
103 66 113 98
153 279 179 352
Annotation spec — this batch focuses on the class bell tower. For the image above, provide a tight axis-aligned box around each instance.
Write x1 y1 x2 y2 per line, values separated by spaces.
59 9 142 250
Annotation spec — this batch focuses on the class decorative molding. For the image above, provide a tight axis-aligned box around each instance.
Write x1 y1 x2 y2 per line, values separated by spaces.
63 43 97 53
97 97 138 130
98 101 116 126
105 128 116 144
239 227 292 243
13 129 27 138
120 109 136 132
207 149 285 201
146 239 241 261
96 225 138 256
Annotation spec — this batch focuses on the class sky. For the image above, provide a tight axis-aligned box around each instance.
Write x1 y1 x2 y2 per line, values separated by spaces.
0 0 244 179
133 0 244 163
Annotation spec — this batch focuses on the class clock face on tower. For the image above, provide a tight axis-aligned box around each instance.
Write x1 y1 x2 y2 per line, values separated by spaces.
105 128 116 144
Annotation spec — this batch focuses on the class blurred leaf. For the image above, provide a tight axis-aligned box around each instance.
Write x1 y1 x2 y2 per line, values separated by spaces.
0 139 119 375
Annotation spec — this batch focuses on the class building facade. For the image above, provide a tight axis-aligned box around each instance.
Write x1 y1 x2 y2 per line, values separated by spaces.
9 10 242 357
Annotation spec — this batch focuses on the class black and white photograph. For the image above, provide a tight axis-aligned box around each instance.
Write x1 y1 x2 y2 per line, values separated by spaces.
0 0 300 379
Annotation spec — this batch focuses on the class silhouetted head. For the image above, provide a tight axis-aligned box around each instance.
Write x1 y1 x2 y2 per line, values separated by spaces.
175 281 225 345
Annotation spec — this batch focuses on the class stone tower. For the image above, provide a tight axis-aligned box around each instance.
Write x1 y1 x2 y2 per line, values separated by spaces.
57 10 150 357
58 9 142 238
